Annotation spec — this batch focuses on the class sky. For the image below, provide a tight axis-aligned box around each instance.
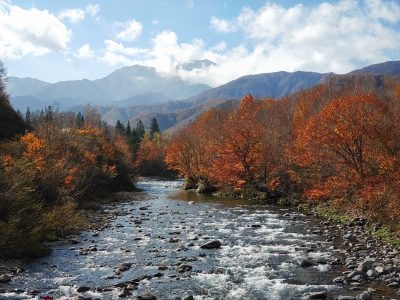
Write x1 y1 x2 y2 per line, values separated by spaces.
0 0 400 87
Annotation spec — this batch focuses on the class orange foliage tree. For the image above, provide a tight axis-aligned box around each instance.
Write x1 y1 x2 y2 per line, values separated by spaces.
165 109 225 185
208 95 266 187
135 132 169 176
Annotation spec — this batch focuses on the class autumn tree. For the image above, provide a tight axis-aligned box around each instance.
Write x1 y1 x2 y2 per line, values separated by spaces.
135 132 169 176
294 94 391 190
165 109 225 186
209 95 266 187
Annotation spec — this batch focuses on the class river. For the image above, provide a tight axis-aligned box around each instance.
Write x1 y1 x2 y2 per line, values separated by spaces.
1 179 397 299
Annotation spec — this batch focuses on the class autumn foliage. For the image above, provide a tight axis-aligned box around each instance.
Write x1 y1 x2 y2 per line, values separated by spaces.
166 78 400 231
0 107 135 258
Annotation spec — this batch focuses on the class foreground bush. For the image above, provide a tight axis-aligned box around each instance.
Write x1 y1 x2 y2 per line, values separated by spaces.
0 111 135 258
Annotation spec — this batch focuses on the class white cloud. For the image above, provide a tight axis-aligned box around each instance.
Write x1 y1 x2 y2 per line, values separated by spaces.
152 19 159 25
85 4 100 17
0 1 71 59
103 0 400 87
210 16 236 33
75 44 94 58
116 20 143 42
366 0 400 23
58 8 85 24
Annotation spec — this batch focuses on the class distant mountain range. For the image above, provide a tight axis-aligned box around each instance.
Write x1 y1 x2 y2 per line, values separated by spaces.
7 65 210 112
8 60 400 131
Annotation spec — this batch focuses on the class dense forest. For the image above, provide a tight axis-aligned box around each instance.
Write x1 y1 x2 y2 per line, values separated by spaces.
165 75 400 236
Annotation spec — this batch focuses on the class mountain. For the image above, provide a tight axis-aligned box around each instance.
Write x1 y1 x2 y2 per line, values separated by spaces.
184 71 328 107
177 59 216 71
93 65 210 102
115 60 400 131
7 77 49 97
36 79 109 107
8 59 400 131
7 65 211 112
95 71 327 129
350 60 400 76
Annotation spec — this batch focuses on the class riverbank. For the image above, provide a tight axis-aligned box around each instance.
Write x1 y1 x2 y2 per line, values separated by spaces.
1 179 399 299
0 188 146 287
186 184 400 299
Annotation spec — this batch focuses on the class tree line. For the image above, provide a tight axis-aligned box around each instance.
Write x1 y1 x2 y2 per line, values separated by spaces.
165 77 400 231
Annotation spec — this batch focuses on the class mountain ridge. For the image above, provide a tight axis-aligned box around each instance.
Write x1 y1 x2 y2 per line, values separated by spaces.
8 60 400 131
7 64 211 111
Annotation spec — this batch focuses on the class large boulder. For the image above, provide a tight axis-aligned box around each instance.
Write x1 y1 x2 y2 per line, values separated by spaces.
200 240 222 249
182 178 197 190
0 274 11 283
196 179 216 193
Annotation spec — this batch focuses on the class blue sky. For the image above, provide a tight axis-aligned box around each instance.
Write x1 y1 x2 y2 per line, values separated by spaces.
1 0 400 86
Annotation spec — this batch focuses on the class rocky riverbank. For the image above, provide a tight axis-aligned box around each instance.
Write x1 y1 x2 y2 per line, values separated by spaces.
1 180 399 299
0 190 148 290
295 215 400 300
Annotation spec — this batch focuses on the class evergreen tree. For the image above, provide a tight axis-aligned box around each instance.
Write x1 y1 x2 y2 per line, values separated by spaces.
16 110 23 120
115 120 125 135
135 120 145 140
76 112 85 128
126 120 132 136
25 107 32 127
45 105 53 123
150 117 160 138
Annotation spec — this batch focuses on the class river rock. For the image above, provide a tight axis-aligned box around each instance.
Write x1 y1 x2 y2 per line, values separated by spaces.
0 274 11 283
299 259 315 268
309 291 327 299
357 259 374 272
333 276 345 283
196 180 215 193
115 262 132 273
200 240 222 249
119 288 133 298
137 294 157 300
366 269 378 278
355 291 373 300
337 296 356 300
177 264 192 273
77 286 91 293
374 266 385 274
251 224 262 228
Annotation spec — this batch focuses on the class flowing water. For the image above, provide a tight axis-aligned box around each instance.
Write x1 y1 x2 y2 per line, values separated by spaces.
1 180 396 299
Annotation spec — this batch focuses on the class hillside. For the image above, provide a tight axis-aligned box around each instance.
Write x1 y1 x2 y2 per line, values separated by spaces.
350 60 400 76
0 91 27 140
184 71 327 107
124 73 400 132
